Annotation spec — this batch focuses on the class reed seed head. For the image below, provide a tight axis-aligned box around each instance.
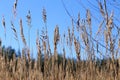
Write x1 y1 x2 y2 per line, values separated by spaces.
42 8 47 23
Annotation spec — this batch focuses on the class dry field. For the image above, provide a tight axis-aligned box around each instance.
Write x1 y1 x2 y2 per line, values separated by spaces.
0 0 120 80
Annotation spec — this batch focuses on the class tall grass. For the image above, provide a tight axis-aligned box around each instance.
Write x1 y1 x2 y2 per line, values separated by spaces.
0 0 120 80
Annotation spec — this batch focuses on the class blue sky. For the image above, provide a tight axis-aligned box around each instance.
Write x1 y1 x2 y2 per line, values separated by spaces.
0 0 120 59
0 0 74 58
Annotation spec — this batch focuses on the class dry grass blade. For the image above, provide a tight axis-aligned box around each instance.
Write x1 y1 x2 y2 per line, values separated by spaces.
19 19 27 46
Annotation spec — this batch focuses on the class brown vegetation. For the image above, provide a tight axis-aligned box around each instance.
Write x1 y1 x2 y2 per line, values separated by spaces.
0 0 120 80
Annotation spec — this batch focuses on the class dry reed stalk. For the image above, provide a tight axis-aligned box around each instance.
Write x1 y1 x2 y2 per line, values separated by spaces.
68 27 73 56
42 39 47 78
54 25 59 60
42 7 52 78
36 30 42 71
42 8 47 23
0 39 1 47
2 16 6 39
95 20 104 38
86 9 92 38
72 19 74 37
77 13 80 32
26 10 31 27
107 12 113 39
42 7 51 57
26 10 32 48
81 32 89 49
19 19 27 46
51 25 60 80
104 30 108 53
11 21 20 50
0 39 2 56
74 37 80 61
119 39 120 49
86 9 91 26
68 28 71 45
98 1 105 17
107 11 113 28
36 30 40 52
104 0 108 23
62 34 66 79
11 21 18 41
14 0 17 9
27 48 30 62
13 0 18 18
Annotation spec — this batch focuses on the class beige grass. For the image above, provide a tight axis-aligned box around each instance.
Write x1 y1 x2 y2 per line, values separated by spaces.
0 0 120 80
